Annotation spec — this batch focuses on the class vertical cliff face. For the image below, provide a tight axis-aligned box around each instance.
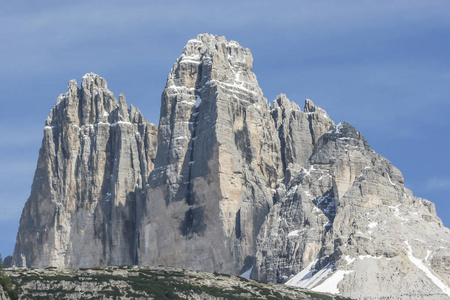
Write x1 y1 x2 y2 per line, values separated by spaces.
138 34 283 274
254 123 450 299
136 35 334 275
12 34 450 299
13 73 157 268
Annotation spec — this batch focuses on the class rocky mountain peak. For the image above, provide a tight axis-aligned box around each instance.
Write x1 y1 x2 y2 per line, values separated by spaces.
314 122 370 153
12 35 450 299
14 73 158 268
81 72 108 89
45 73 121 127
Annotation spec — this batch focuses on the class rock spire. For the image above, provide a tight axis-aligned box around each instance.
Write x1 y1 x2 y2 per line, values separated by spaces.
13 73 157 267
12 34 450 299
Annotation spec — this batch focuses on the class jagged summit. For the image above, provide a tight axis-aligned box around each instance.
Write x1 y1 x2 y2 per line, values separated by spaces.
317 122 370 150
46 73 153 129
12 35 450 299
14 73 158 268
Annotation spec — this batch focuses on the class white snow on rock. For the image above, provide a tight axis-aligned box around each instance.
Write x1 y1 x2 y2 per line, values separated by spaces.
368 222 378 229
388 204 407 221
286 261 335 290
405 241 450 298
240 267 253 279
312 270 354 295
344 255 356 265
359 255 382 260
288 230 300 237
194 95 202 107
285 260 318 287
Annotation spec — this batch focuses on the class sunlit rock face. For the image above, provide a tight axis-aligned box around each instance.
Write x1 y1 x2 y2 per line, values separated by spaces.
13 73 157 268
137 34 333 275
13 34 450 300
255 122 450 299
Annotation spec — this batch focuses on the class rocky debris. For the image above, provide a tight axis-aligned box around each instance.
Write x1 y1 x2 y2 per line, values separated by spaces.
13 73 158 268
4 266 352 300
11 34 450 299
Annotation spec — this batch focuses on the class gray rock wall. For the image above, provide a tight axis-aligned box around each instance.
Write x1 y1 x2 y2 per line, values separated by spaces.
254 123 450 299
11 34 450 299
13 73 157 268
138 35 284 274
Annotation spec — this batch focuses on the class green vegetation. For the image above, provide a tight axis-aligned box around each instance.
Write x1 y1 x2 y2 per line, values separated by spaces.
3 266 355 300
303 291 354 300
303 291 334 300
0 254 18 299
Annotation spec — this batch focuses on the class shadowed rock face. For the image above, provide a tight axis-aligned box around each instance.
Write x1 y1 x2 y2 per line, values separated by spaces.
12 34 450 299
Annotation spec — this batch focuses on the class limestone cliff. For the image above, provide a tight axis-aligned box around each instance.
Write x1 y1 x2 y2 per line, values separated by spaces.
254 123 450 299
138 35 332 275
13 73 157 268
12 34 450 299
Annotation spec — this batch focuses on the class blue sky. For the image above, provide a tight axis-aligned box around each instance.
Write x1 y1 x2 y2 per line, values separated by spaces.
0 1 449 258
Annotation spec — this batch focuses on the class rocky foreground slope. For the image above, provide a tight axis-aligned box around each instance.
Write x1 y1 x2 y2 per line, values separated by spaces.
4 266 351 300
12 34 450 299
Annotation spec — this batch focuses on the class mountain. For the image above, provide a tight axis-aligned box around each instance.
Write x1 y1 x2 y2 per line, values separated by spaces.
13 74 158 267
12 34 450 299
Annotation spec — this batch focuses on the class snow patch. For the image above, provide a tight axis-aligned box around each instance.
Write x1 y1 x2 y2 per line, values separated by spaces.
387 173 396 185
312 270 354 295
288 230 300 237
388 204 407 221
286 262 339 290
359 255 382 260
327 122 343 134
285 260 318 288
286 185 298 196
111 121 133 127
425 250 433 262
240 267 253 279
194 95 202 107
175 136 188 140
368 222 378 229
405 241 450 297
180 59 201 65
344 256 356 265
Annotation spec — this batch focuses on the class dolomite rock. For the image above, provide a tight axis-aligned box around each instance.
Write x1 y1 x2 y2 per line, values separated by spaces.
271 95 334 185
138 34 284 274
137 34 333 275
254 122 450 299
13 73 157 268
11 34 450 299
